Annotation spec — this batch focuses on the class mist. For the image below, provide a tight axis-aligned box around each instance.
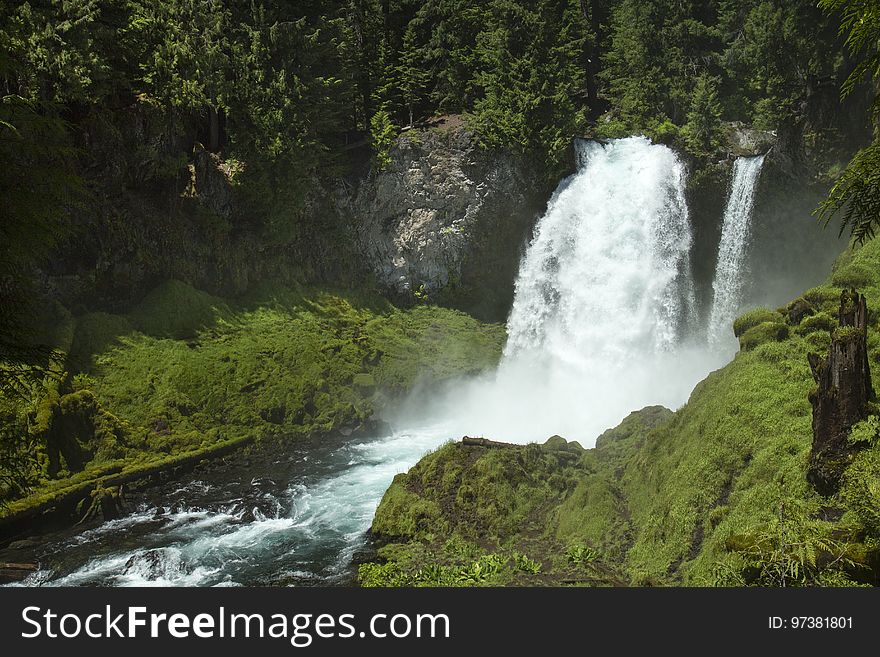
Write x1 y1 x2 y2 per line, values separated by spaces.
390 137 844 447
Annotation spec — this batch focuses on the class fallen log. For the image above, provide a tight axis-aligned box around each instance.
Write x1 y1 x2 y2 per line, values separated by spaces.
0 435 255 533
461 436 519 448
0 562 38 584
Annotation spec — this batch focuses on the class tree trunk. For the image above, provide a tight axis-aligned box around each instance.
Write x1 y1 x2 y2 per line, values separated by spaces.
580 0 604 118
209 106 220 152
807 289 874 495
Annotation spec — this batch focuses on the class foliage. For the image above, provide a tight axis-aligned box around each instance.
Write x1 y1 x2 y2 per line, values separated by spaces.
470 0 587 170
817 145 880 244
712 501 861 586
0 279 505 514
370 109 396 170
732 307 783 337
682 74 723 154
815 0 880 243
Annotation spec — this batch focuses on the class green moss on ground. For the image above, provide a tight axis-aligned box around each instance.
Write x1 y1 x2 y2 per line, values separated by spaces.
732 307 782 337
362 238 880 587
359 437 624 586
0 280 505 520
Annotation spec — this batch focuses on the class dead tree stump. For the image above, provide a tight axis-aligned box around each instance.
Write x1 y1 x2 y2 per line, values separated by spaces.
807 289 874 495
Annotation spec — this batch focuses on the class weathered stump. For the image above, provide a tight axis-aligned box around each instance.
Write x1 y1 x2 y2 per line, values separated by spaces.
807 289 874 495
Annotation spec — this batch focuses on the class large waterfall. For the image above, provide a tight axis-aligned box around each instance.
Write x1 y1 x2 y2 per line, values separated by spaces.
441 136 717 444
505 136 695 361
707 154 766 346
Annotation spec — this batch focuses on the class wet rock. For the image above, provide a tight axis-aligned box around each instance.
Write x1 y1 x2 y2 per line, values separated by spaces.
722 122 776 157
123 549 186 581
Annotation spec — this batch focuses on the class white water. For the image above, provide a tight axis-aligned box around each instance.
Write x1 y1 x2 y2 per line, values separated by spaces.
707 154 766 348
16 425 452 587
423 136 721 443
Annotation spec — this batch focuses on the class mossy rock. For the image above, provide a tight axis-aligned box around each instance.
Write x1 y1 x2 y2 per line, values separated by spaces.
802 286 844 315
796 312 836 336
733 308 783 338
738 321 789 351
595 405 672 450
371 475 447 541
128 279 230 339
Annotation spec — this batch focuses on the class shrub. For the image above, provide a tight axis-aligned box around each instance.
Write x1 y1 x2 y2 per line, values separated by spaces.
739 322 789 351
733 308 782 338
797 312 836 336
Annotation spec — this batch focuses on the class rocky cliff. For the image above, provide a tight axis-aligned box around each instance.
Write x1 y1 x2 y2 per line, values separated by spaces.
339 122 552 322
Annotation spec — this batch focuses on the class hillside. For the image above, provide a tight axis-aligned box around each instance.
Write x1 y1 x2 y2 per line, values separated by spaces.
360 238 880 587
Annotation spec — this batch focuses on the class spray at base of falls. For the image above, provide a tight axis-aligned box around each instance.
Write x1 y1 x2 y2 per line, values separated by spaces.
707 154 767 349
425 136 728 445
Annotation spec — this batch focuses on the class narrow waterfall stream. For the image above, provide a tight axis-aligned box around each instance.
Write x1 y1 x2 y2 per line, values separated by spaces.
707 154 767 348
9 138 767 587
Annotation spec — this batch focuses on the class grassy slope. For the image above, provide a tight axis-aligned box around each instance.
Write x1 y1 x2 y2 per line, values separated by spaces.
360 238 880 587
0 280 506 520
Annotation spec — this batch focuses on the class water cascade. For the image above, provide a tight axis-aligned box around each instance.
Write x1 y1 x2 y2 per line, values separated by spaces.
443 136 711 443
706 154 767 347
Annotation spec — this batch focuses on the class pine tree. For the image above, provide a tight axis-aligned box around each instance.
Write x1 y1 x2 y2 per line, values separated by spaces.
682 73 723 154
398 23 430 127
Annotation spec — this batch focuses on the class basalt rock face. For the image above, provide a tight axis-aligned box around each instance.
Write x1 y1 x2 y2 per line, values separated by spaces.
342 125 552 322
807 289 874 495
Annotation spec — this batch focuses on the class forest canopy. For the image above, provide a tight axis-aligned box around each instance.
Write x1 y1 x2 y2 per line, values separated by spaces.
0 1 858 170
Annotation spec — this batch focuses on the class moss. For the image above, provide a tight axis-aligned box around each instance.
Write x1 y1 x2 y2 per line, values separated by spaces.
1 279 505 520
127 279 231 339
68 312 134 371
832 325 864 343
594 405 672 451
831 260 873 289
796 312 836 336
801 286 843 315
372 476 447 541
738 321 789 351
733 308 783 338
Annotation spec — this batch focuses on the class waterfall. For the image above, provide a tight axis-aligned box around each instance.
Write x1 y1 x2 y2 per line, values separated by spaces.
504 136 695 363
707 154 766 346
443 136 713 444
